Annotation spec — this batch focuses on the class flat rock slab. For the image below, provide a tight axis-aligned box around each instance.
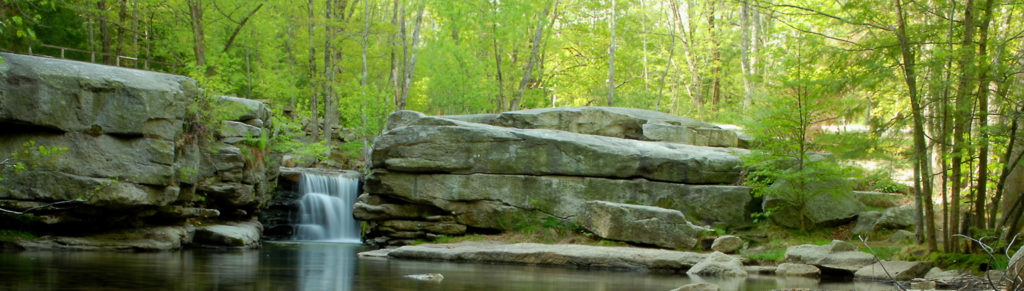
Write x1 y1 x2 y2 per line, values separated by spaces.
383 241 711 272
854 260 932 281
4 225 195 251
373 111 745 185
577 200 709 249
194 219 263 248
785 240 875 274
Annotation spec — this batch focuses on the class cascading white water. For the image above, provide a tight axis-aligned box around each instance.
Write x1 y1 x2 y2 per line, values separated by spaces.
293 173 362 243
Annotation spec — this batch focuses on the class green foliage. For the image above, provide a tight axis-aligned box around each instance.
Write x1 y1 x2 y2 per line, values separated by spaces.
0 229 37 242
930 252 1006 272
1 140 68 182
741 248 786 263
861 246 901 261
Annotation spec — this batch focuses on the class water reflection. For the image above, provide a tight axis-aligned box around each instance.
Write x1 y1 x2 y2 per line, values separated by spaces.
0 242 898 290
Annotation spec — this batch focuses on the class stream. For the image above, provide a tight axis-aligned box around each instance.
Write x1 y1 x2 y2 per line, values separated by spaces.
0 241 899 290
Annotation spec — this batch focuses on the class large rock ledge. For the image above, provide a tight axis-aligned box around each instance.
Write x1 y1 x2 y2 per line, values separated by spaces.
0 53 279 250
366 241 714 272
362 109 750 246
374 111 746 185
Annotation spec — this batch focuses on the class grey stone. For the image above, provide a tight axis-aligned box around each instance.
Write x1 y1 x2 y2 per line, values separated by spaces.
0 53 194 139
711 235 743 253
854 260 932 281
670 282 720 291
876 205 916 230
456 107 740 147
776 263 821 277
924 267 963 281
213 95 271 123
763 176 863 229
577 200 709 249
194 219 263 248
785 240 875 273
686 251 747 277
890 230 916 242
371 112 746 185
218 120 262 139
387 241 707 271
852 211 883 234
8 225 195 251
365 172 751 229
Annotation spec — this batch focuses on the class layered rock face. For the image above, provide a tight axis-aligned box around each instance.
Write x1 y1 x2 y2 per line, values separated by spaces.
357 109 751 246
0 53 278 249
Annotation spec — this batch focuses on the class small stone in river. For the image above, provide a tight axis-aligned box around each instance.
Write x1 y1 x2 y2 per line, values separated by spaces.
710 235 742 253
404 273 444 282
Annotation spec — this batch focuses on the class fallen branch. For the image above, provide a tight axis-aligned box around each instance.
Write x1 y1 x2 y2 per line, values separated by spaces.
0 198 87 215
858 235 905 291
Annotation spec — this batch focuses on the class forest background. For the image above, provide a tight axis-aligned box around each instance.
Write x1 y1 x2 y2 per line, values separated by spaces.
2 0 1024 255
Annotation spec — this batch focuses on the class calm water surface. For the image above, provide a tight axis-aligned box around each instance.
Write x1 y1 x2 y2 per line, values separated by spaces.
0 242 897 290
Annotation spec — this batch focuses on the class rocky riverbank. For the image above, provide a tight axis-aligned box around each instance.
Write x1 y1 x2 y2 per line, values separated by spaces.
0 53 279 250
362 240 1015 290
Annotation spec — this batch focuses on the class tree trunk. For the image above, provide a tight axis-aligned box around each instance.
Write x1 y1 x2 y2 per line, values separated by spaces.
607 0 616 107
894 0 936 251
398 4 425 111
973 0 996 232
116 0 127 65
510 0 554 110
951 0 978 249
390 0 401 110
308 0 319 141
656 21 677 112
640 0 649 92
188 0 205 67
98 0 113 64
707 2 721 108
740 0 753 111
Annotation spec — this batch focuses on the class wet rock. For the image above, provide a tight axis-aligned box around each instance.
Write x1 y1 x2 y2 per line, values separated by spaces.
670 282 720 291
776 263 821 277
404 273 444 282
7 225 195 251
193 219 263 248
387 241 707 271
785 240 875 274
686 251 747 277
711 235 743 253
854 260 931 281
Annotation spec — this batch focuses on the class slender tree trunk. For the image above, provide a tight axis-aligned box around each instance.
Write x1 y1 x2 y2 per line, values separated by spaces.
707 2 721 108
322 0 335 142
640 0 649 92
98 0 112 64
951 0 978 249
398 4 425 111
607 0 616 107
187 0 205 67
973 0 996 232
390 0 401 110
940 1 957 251
656 22 677 111
308 0 319 141
741 0 753 111
895 0 936 251
116 0 127 65
510 0 554 111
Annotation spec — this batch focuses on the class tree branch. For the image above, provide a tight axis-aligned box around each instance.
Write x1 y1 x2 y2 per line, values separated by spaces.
221 3 264 54
761 2 893 31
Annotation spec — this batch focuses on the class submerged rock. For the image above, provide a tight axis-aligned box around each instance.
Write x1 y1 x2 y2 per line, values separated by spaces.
194 219 263 248
404 273 444 282
686 251 747 277
775 263 821 277
854 260 931 281
785 240 875 274
387 241 707 271
670 282 720 291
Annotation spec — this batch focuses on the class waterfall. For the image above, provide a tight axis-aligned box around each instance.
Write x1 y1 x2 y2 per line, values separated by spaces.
293 173 362 243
